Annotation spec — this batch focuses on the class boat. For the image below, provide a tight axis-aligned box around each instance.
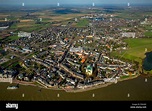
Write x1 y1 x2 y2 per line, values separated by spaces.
7 86 19 90
127 93 130 97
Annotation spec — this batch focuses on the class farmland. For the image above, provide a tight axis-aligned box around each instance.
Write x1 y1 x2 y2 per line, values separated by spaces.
112 38 152 63
0 8 87 37
124 38 152 60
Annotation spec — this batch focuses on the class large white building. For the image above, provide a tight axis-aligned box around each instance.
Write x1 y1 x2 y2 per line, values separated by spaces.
18 31 31 38
70 46 83 53
121 32 135 38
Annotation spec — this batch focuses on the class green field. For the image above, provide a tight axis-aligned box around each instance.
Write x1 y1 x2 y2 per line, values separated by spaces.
112 38 152 63
115 11 143 20
8 19 51 32
40 18 52 22
76 19 89 27
144 31 152 37
0 35 20 43
8 35 20 41
9 23 18 30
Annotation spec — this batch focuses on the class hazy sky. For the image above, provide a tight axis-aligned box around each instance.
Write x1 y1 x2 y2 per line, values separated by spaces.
1 0 152 5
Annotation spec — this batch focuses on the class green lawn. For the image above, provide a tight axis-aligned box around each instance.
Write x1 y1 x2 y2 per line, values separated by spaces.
144 31 152 37
76 19 89 27
8 35 20 41
9 23 18 30
120 75 129 79
125 38 152 61
112 38 152 63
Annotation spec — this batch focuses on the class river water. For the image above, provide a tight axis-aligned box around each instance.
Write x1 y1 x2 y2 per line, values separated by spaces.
0 75 152 101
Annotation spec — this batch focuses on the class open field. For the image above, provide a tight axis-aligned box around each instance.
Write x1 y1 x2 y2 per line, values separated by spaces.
20 19 34 22
39 14 86 22
115 9 152 20
3 12 87 32
9 21 50 32
31 9 87 22
0 34 20 43
0 8 88 33
76 18 89 27
124 38 152 59
8 35 20 41
144 31 152 37
18 20 35 28
0 14 9 18
112 38 152 63
115 12 141 19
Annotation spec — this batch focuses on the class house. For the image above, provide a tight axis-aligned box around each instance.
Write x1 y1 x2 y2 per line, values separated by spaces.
24 77 30 81
18 74 24 80
0 73 3 78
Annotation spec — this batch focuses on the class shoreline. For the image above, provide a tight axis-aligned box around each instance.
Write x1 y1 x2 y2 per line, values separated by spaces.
64 74 140 93
12 74 140 93
1 74 152 101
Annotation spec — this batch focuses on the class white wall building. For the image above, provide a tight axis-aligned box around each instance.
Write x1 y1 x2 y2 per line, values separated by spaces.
70 46 83 53
18 31 31 38
121 32 135 38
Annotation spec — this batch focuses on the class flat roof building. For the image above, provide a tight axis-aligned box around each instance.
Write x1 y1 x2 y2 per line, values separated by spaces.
18 31 31 38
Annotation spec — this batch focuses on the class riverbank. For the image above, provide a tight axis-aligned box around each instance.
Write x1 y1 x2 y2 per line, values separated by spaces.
64 74 140 93
12 74 140 93
13 79 64 91
0 75 152 101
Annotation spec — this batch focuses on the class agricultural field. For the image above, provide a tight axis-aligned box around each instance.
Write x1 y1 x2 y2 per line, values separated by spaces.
112 38 152 63
116 12 143 20
38 13 86 22
31 8 86 22
0 9 87 33
8 19 50 32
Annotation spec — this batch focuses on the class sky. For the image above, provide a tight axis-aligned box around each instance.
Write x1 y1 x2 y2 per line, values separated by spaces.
0 0 152 5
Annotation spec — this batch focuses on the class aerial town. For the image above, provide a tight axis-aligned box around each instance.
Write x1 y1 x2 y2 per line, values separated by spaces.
0 4 151 92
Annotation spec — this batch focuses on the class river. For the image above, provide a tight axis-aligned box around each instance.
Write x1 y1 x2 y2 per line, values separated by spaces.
0 75 152 101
